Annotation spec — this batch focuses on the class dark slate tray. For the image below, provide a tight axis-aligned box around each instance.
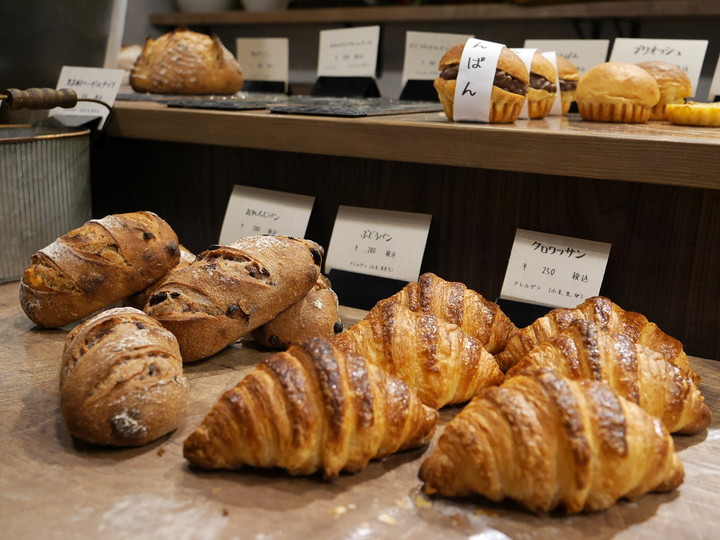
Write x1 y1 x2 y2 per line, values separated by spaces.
267 98 442 118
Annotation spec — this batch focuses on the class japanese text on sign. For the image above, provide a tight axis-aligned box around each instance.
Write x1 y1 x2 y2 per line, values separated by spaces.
453 38 505 123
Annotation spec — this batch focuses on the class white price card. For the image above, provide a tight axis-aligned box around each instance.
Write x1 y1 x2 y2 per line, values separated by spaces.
401 31 473 87
49 66 124 128
454 38 506 123
540 51 563 116
524 39 609 75
609 38 708 96
317 26 381 78
236 38 289 88
708 54 720 101
325 206 431 283
500 229 611 309
218 185 315 245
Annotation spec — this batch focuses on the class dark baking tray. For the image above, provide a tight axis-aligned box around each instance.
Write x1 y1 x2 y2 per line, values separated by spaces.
268 98 442 118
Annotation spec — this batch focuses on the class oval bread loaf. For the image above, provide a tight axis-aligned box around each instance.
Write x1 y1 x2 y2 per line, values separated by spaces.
60 307 189 446
19 211 180 328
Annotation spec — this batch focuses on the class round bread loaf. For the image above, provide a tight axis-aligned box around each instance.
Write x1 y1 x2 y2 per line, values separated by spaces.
527 51 558 119
576 62 660 123
556 54 580 114
636 61 692 120
434 43 529 123
60 307 189 446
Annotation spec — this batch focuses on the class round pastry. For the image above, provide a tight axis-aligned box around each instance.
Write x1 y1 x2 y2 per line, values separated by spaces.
130 28 244 95
556 54 580 114
575 62 660 123
434 44 529 123
665 102 720 127
636 61 692 120
526 51 558 119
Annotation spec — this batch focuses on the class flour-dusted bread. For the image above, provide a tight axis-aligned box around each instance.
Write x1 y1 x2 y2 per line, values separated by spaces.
130 28 244 95
125 244 196 310
60 307 189 447
19 211 180 328
145 236 323 362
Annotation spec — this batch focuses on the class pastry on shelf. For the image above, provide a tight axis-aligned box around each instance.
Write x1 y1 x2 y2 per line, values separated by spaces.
666 101 720 127
636 61 693 120
556 54 580 115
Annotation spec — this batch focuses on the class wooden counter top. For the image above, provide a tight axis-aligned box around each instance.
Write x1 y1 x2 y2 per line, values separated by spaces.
107 100 720 189
1 280 719 539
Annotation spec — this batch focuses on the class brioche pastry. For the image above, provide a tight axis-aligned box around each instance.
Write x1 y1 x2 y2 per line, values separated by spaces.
60 307 189 446
332 302 504 409
666 102 720 127
507 320 711 434
576 62 660 123
526 51 558 119
19 211 180 328
419 369 684 514
183 337 438 478
636 61 692 120
130 28 244 94
556 54 580 114
434 43 529 123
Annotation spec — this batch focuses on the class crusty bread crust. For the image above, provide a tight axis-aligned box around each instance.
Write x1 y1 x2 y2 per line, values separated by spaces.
637 61 692 120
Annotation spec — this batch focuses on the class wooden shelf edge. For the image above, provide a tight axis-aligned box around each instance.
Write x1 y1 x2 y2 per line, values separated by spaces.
150 1 720 27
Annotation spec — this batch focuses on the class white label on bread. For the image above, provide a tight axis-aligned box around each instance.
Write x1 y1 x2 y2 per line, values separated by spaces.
609 38 709 97
541 51 563 116
510 48 537 120
325 206 431 283
317 26 381 78
402 31 473 87
453 38 505 123
500 229 611 309
49 66 124 129
524 39 609 76
236 38 289 88
219 185 315 245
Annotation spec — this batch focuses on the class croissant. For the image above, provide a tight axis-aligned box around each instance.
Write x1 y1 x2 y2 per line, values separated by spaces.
419 369 684 514
144 236 323 362
332 302 504 409
507 320 710 434
183 337 438 479
494 296 698 383
374 273 517 355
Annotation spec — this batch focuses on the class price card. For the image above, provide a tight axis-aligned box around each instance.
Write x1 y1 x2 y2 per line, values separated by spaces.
401 31 473 87
236 37 289 90
325 206 431 283
500 229 611 309
218 185 315 245
510 48 537 120
317 26 381 78
453 38 506 123
708 54 720 101
540 51 563 116
524 39 610 75
49 66 124 128
609 38 708 96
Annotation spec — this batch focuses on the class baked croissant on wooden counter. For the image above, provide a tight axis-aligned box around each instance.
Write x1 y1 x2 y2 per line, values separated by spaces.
332 301 504 409
183 337 438 479
373 272 518 355
419 369 684 514
494 296 697 383
506 320 711 434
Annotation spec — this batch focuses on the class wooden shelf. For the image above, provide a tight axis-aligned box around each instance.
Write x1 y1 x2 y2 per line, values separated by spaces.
150 1 720 27
108 100 720 190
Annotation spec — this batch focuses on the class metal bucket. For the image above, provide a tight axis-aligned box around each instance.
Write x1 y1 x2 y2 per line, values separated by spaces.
0 125 91 283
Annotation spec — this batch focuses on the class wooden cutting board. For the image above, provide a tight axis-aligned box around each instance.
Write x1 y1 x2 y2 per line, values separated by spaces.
1 280 718 539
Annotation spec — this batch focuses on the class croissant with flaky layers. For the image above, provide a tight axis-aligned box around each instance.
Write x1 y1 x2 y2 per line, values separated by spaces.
183 337 438 479
419 369 684 514
506 320 711 434
332 302 504 409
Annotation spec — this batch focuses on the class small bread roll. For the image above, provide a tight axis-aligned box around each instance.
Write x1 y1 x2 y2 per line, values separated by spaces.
526 51 558 119
556 54 580 114
576 62 660 123
60 307 189 446
636 61 692 120
130 28 244 95
434 44 529 123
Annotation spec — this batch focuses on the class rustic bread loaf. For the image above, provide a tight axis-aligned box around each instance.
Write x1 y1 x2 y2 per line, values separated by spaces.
125 244 196 310
19 211 180 328
60 307 189 447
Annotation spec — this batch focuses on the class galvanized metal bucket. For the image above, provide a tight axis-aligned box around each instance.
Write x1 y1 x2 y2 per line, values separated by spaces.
0 124 91 283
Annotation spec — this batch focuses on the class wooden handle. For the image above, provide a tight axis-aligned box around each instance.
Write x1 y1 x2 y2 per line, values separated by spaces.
1 88 78 110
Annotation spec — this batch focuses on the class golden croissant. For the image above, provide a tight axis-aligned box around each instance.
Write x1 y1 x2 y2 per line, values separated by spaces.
506 320 710 434
332 302 504 409
183 337 438 479
494 296 697 383
419 369 684 514
374 272 517 354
